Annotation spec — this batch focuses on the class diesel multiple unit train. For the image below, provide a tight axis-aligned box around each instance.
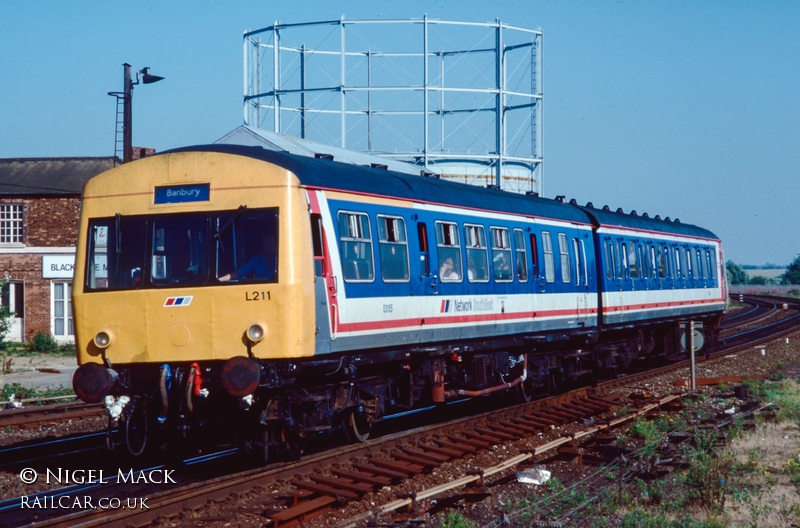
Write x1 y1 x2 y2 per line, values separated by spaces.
72 144 727 457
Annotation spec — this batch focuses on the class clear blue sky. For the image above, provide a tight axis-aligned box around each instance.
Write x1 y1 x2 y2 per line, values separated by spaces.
1 1 798 266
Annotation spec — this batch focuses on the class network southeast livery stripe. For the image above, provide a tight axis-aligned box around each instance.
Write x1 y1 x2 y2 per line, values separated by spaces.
164 296 193 307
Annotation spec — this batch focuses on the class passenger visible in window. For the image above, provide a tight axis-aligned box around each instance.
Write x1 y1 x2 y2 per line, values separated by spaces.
440 257 459 280
467 254 477 280
494 252 512 281
219 235 276 282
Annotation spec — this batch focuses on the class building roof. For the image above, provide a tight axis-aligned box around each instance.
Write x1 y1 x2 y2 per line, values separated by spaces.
0 157 119 195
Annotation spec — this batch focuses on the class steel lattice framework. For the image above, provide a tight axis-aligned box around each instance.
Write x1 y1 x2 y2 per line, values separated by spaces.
244 16 543 195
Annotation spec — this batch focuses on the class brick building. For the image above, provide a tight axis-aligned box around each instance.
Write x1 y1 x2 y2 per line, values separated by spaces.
0 157 118 343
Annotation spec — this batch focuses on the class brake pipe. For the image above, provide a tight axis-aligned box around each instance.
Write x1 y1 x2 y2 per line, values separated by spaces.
158 364 171 425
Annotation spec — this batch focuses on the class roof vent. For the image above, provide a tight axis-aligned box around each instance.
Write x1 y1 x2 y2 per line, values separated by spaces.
487 184 501 190
665 217 671 222
421 170 439 178
642 212 649 218
569 198 578 205
526 191 539 197
314 153 334 161
616 208 624 213
555 195 566 203
602 205 610 211
370 163 388 170
630 210 637 216
585 202 594 208
674 218 680 223
654 215 661 220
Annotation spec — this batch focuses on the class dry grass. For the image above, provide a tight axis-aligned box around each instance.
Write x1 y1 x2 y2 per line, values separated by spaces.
725 421 800 526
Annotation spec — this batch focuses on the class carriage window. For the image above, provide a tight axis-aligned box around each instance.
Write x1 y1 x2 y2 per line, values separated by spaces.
338 211 374 282
530 234 539 279
558 233 570 283
491 227 513 282
464 224 488 282
609 241 617 280
435 221 462 282
708 249 716 281
418 223 430 278
572 238 582 286
696 249 704 279
662 246 669 278
684 248 692 278
542 231 555 283
377 215 409 282
514 229 527 282
605 241 612 279
628 242 638 279
581 240 588 286
639 245 648 279
653 246 662 278
621 242 629 277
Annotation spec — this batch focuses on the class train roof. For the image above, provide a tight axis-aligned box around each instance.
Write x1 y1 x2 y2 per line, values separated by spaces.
578 205 719 241
163 144 591 225
160 144 718 240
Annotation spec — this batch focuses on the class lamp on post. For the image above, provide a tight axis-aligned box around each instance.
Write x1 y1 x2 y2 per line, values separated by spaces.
108 63 164 164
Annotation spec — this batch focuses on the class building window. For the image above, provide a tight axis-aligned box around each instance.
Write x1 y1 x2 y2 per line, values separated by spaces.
52 281 74 341
0 204 23 244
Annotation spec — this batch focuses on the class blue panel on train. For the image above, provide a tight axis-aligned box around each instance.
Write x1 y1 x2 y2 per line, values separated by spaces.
154 184 210 204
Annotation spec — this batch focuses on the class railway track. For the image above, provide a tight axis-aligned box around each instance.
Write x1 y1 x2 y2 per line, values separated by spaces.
4 294 799 527
0 401 104 431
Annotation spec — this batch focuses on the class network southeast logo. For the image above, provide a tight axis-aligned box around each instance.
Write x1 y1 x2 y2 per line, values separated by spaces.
440 298 494 313
164 296 193 307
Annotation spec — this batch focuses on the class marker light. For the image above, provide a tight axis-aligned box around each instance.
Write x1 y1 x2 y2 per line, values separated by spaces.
94 330 114 349
247 323 266 343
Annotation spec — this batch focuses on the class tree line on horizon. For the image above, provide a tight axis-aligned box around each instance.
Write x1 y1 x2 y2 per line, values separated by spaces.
726 256 800 285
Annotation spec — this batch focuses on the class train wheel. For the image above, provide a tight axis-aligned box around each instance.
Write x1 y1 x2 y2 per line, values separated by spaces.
344 410 372 443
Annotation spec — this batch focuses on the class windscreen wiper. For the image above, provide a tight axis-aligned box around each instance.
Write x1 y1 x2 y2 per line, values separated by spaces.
115 213 121 275
213 205 247 252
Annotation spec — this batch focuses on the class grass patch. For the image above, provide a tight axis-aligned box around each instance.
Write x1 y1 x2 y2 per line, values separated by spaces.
1 382 74 402
435 511 476 528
